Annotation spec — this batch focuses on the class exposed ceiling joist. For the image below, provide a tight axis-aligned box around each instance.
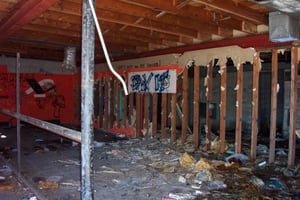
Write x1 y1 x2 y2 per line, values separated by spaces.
0 0 60 44
192 0 267 24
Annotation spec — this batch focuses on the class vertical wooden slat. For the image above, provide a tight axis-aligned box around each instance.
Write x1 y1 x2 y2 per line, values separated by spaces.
251 51 260 161
206 62 213 150
235 64 243 153
171 93 177 142
99 77 103 128
161 93 167 138
269 49 278 163
122 87 127 128
144 93 149 135
181 68 189 144
109 79 114 128
129 93 133 126
288 47 298 168
193 66 200 148
104 77 109 129
219 64 227 153
152 93 158 137
136 93 141 137
116 82 120 128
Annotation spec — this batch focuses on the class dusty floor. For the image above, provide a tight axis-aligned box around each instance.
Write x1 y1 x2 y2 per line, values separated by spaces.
0 123 299 200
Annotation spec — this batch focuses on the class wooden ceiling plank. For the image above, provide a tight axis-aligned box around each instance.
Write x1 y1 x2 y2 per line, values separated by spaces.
120 0 257 33
192 0 267 24
0 0 60 43
49 3 199 38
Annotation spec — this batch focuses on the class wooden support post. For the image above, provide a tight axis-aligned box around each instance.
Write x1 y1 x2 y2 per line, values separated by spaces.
104 77 109 129
206 62 213 150
122 87 127 128
235 64 243 153
161 93 167 138
219 64 227 153
269 49 278 163
129 93 133 126
193 66 200 148
181 68 188 144
288 47 298 168
136 93 141 137
152 93 158 137
116 82 120 128
251 51 260 161
99 77 103 128
171 93 177 142
109 79 114 128
144 93 149 136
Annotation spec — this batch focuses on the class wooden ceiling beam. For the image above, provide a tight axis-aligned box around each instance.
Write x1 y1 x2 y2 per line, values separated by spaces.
120 0 258 33
49 3 199 39
192 0 267 24
0 0 60 43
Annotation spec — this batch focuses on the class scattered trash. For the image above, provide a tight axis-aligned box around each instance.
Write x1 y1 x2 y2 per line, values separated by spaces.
110 150 129 157
211 137 228 153
0 181 17 191
207 180 227 191
275 148 287 157
257 144 268 154
194 169 212 182
258 161 267 167
178 176 187 184
34 138 45 142
0 165 12 175
38 181 59 189
94 141 105 148
0 135 7 139
194 158 213 170
250 176 264 188
165 192 196 200
179 153 194 169
61 181 80 187
57 159 80 166
265 180 287 189
22 196 37 200
32 177 46 183
283 168 294 177
225 153 248 162
47 175 63 182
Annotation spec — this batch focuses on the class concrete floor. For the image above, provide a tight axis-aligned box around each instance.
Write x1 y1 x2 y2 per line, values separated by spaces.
0 124 299 199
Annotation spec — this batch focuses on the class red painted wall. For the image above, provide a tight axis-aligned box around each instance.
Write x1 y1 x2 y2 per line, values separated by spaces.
0 68 80 125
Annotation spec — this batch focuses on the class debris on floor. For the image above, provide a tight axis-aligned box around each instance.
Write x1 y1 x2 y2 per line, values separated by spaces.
0 126 299 199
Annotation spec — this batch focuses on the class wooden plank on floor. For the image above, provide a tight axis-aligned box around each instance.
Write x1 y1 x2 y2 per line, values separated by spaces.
136 93 141 137
269 48 278 163
129 93 133 126
193 66 200 148
152 93 158 137
99 77 103 128
116 82 120 128
122 87 127 128
206 62 213 150
109 79 114 128
161 93 167 138
104 77 109 129
288 47 298 168
251 51 260 161
144 93 149 136
235 64 243 153
219 64 227 153
171 92 177 142
181 68 188 144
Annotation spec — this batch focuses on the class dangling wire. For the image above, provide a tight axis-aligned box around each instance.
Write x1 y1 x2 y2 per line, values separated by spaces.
87 0 128 95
